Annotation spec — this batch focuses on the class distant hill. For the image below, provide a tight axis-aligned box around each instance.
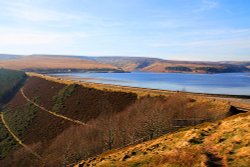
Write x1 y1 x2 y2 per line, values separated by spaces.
0 54 22 60
0 55 122 73
141 61 250 73
93 56 162 71
0 54 249 73
94 56 250 73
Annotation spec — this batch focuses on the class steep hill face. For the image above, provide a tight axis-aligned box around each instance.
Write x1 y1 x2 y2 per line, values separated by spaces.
22 76 137 122
0 69 26 105
0 55 122 73
75 111 250 167
0 76 137 166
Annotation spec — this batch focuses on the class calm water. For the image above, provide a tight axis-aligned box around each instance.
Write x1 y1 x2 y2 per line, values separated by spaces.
52 72 250 95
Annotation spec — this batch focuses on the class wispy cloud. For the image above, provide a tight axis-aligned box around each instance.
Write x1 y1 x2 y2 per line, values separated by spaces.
0 1 86 23
150 27 250 47
193 0 219 13
0 1 124 29
0 27 88 45
151 38 250 49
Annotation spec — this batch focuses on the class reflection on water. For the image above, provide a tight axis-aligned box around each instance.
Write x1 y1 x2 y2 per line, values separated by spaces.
51 72 250 95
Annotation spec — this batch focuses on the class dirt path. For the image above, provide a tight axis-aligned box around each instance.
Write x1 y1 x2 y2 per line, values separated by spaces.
0 113 42 160
204 148 227 167
21 88 87 126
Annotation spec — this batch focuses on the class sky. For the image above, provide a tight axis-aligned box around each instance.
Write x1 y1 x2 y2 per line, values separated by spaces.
0 0 249 61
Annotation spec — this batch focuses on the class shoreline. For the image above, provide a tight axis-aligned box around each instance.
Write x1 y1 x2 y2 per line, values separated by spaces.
50 73 250 99
27 72 250 109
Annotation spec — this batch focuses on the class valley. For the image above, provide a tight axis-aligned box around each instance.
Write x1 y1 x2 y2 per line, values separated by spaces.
1 1 250 166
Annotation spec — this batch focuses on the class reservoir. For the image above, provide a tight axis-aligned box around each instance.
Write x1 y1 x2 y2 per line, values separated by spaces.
51 72 250 96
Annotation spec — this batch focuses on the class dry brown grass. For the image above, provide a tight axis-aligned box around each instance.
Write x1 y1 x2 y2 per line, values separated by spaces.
33 93 229 167
0 56 117 70
154 147 205 167
75 112 250 167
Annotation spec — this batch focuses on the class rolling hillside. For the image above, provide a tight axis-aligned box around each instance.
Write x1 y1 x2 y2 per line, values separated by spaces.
94 57 250 73
93 56 162 71
0 55 122 73
141 61 249 73
70 56 250 73
0 54 249 73
0 73 243 166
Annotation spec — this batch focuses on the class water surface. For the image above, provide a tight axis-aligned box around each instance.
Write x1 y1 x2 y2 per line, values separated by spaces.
51 72 250 95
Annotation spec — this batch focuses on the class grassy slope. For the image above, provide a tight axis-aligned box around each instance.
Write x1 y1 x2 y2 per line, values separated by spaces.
0 119 17 159
0 68 26 159
0 76 137 162
0 91 39 160
23 76 138 122
75 112 250 167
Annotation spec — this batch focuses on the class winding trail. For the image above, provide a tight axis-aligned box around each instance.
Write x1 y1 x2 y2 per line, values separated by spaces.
0 113 42 160
21 88 87 126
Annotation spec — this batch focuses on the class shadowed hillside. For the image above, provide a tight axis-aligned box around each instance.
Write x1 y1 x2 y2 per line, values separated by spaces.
0 76 137 166
0 68 26 105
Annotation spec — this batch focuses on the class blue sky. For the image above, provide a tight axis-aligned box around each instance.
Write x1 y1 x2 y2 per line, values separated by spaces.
0 0 249 61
